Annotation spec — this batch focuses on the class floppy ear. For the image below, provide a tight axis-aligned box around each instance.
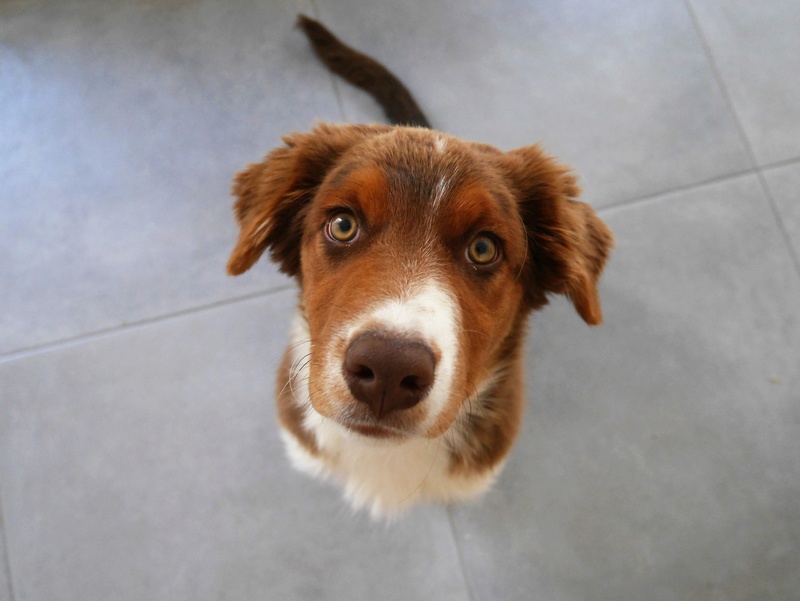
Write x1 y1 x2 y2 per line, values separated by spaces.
227 123 390 277
503 144 614 325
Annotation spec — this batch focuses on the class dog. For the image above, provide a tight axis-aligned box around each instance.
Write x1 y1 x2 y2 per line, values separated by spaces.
227 15 613 518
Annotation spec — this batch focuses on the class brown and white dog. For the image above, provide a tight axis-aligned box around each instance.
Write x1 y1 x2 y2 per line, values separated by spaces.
227 16 613 518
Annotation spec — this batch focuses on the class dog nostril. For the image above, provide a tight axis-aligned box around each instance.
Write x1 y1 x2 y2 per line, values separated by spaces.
400 375 423 391
352 365 374 381
343 332 436 419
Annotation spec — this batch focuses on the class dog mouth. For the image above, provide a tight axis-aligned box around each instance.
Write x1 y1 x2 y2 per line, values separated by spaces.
338 419 412 439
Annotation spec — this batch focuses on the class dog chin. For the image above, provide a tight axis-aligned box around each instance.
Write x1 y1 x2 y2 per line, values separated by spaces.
322 410 430 447
339 420 410 440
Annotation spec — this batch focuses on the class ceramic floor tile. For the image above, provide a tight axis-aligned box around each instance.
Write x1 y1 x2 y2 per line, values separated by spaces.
0 517 11 601
0 290 471 601
313 0 751 206
0 0 339 355
688 0 800 166
5 2 800 600
450 175 800 601
763 160 800 265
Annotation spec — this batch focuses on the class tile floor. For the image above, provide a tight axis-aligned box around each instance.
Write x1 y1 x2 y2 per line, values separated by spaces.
1 1 798 600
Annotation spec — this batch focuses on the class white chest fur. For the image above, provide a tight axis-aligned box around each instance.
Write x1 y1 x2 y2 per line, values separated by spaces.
281 414 499 519
281 309 499 518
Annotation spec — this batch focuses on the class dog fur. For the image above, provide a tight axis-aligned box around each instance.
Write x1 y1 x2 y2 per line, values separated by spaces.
227 16 613 518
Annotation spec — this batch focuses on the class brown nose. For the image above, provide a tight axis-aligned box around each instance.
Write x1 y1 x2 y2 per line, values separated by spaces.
343 332 436 419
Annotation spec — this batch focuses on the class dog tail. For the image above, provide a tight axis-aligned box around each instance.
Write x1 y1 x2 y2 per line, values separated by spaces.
297 14 431 128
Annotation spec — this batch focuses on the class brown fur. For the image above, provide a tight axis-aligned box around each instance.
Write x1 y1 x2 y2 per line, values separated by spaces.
229 124 613 475
227 17 613 497
297 15 429 127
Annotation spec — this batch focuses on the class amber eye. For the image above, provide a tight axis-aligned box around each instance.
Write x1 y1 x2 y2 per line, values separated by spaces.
327 212 359 242
466 235 499 265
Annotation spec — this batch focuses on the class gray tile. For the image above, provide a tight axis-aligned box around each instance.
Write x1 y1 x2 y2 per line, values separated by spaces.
688 1 800 166
0 513 11 601
763 160 800 265
0 290 471 601
314 0 751 206
450 176 800 601
0 0 338 355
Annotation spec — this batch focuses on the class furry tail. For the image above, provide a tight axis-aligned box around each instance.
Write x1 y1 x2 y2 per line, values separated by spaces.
297 14 431 128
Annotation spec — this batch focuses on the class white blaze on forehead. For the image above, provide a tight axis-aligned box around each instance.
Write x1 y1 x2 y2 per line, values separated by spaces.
431 175 451 211
338 280 461 428
431 136 452 211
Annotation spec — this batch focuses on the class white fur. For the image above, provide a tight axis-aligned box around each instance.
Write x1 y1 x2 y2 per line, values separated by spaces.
281 283 500 519
431 175 451 211
292 411 499 519
329 280 459 431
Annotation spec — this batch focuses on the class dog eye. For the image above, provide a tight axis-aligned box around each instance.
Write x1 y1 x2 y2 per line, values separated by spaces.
466 235 499 265
327 212 359 242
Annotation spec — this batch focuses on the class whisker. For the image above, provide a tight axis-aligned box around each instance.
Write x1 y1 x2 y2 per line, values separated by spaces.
293 357 312 377
284 352 313 399
280 337 316 364
289 352 312 376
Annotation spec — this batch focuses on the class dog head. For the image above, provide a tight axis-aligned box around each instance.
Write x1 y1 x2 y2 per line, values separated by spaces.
228 124 612 440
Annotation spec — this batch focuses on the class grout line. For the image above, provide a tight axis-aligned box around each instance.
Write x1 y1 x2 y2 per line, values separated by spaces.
0 285 296 364
0 491 16 601
446 507 478 601
598 166 756 214
5 155 798 364
598 154 800 215
683 0 800 279
757 155 800 173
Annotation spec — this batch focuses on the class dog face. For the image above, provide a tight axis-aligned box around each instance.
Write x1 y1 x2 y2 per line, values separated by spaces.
228 124 612 443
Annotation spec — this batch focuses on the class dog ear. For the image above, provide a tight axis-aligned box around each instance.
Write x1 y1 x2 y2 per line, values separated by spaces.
503 144 614 325
227 123 389 277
